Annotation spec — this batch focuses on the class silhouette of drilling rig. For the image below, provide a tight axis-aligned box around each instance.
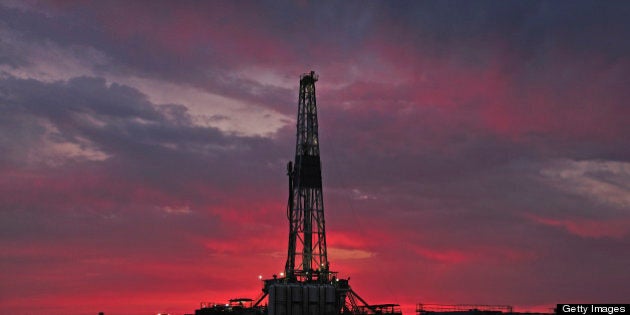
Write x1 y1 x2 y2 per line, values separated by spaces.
194 71 401 315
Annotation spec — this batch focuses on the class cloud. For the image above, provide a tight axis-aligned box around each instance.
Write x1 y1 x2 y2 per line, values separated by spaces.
540 159 630 209
328 247 374 260
526 215 629 239
0 26 291 137
29 119 110 165
160 205 192 215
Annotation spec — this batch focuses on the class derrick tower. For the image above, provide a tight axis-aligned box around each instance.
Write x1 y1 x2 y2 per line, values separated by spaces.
285 70 329 282
194 71 402 315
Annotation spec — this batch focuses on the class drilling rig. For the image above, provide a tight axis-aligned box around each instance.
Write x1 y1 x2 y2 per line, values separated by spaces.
194 71 401 315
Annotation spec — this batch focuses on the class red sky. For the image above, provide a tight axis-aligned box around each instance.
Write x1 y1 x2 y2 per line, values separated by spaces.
1 1 629 314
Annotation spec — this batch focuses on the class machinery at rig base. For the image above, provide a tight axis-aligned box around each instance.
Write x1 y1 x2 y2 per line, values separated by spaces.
194 71 401 315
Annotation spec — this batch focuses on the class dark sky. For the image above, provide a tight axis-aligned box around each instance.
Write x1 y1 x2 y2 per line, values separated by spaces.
1 1 629 314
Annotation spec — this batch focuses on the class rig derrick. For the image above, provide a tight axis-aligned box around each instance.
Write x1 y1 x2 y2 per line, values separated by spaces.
194 71 401 315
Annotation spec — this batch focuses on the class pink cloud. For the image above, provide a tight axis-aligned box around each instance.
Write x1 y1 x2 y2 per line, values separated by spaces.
526 214 630 239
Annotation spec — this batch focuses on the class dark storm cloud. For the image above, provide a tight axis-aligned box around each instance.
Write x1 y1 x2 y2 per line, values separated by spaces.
0 73 284 239
0 2 296 113
0 73 291 253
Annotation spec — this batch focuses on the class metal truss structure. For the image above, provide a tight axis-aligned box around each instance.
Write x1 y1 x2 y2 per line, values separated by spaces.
285 71 330 282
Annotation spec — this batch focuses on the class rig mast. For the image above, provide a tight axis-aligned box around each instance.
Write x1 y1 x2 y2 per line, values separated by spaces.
285 70 329 282
194 71 401 315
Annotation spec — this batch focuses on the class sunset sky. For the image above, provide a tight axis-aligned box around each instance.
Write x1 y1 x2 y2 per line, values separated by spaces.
1 1 629 314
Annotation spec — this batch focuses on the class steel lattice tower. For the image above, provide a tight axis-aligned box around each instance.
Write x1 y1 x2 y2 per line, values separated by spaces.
195 71 402 315
285 70 329 282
